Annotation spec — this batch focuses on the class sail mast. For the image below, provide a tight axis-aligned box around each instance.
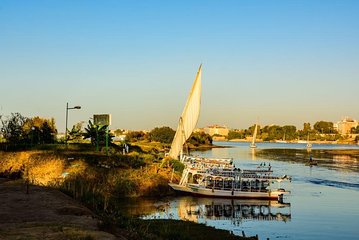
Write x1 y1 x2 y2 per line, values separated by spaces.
169 65 202 160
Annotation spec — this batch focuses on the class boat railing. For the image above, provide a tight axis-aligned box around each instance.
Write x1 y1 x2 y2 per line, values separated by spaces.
202 185 269 192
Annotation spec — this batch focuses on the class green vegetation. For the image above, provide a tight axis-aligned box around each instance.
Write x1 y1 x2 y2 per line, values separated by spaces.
313 121 335 133
228 130 245 140
351 126 359 134
187 132 213 147
149 126 175 143
0 113 57 146
226 120 350 143
83 120 114 146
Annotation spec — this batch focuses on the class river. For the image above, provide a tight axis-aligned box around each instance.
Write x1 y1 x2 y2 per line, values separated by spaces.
120 142 359 240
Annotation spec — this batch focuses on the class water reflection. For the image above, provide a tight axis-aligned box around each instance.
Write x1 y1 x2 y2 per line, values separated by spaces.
251 148 256 160
138 197 291 225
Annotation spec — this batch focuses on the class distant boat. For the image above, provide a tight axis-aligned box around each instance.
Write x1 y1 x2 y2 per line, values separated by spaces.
306 134 312 149
250 123 258 148
305 154 317 166
276 133 287 143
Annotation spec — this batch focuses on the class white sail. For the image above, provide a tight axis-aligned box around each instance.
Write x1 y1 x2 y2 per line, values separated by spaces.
250 123 257 148
169 65 202 160
252 124 257 145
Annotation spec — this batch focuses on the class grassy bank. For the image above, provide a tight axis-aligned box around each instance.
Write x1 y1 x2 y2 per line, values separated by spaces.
0 143 255 239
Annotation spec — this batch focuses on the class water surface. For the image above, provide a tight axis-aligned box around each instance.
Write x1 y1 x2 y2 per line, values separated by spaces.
122 142 359 239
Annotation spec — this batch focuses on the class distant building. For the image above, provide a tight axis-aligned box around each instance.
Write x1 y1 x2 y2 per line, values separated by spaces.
194 128 205 133
204 125 229 137
334 117 358 135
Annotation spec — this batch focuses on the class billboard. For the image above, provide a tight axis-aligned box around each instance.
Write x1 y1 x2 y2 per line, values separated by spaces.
93 114 111 126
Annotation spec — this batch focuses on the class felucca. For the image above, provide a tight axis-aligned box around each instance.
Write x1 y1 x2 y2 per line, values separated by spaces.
250 123 258 148
168 65 202 161
168 66 291 200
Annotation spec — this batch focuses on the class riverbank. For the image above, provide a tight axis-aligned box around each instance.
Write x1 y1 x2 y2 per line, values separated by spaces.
0 144 257 240
0 179 120 240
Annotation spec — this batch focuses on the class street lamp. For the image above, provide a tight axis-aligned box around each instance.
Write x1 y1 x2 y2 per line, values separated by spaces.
65 102 81 144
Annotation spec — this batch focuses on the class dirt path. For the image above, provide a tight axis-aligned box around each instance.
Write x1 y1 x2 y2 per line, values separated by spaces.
0 180 123 240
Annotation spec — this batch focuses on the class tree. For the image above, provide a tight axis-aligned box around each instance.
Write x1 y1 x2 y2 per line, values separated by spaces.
126 131 147 142
83 120 113 146
114 129 124 136
68 122 84 142
22 116 57 144
0 113 27 144
227 130 244 140
314 121 334 134
351 126 359 134
187 132 213 146
149 126 175 144
303 123 311 132
282 125 297 140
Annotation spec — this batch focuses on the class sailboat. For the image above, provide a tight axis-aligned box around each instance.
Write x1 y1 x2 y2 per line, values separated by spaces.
168 65 202 161
276 132 287 143
306 134 312 149
250 123 258 148
168 66 291 200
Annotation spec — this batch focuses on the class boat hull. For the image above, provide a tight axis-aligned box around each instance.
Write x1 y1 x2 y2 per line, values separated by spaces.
169 183 287 200
168 183 192 193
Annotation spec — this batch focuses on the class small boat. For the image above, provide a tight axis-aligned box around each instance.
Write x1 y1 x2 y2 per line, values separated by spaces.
276 132 287 143
306 134 312 149
305 155 317 166
249 123 258 148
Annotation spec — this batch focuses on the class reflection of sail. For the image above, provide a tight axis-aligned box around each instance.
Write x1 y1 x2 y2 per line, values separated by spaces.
251 148 256 160
169 65 202 160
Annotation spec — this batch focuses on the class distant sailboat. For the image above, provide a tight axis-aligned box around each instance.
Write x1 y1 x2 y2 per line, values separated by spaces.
168 65 202 160
306 134 312 149
250 123 258 148
276 132 287 143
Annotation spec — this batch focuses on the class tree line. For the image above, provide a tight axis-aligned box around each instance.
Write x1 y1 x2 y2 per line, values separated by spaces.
227 121 358 141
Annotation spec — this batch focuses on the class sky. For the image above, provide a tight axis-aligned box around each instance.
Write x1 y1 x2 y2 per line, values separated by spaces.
0 0 358 132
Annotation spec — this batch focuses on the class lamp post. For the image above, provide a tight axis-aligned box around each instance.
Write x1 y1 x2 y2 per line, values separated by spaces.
65 102 81 144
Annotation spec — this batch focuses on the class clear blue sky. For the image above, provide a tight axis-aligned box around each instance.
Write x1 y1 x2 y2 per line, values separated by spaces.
1 0 358 132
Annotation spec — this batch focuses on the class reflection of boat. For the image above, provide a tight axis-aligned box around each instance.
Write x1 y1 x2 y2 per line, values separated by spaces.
156 197 292 224
180 198 291 223
305 160 318 166
249 123 258 148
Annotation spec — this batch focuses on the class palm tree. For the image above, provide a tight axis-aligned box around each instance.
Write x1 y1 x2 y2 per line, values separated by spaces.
83 120 112 146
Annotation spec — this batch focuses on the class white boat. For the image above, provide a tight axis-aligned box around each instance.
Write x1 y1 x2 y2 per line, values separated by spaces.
171 164 290 200
275 132 287 143
306 134 312 149
167 65 291 200
250 123 258 148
